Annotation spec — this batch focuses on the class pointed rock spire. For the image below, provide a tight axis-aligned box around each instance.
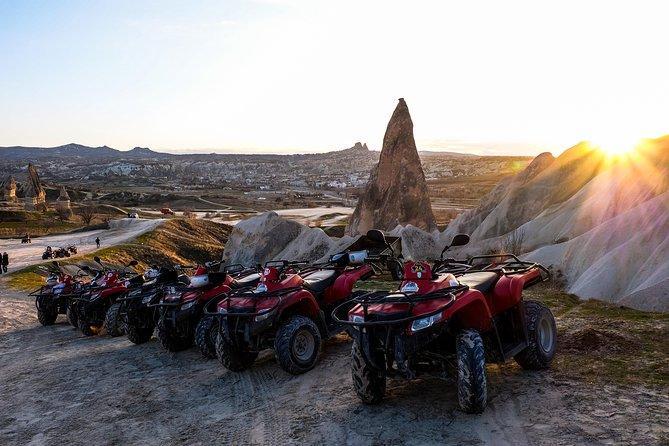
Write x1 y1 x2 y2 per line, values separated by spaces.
347 98 436 235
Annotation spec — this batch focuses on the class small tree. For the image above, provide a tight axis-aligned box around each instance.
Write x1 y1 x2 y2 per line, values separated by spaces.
79 205 97 226
57 208 72 221
502 227 526 256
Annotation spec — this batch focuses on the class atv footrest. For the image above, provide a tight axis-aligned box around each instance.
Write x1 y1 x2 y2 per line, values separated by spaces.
501 341 527 361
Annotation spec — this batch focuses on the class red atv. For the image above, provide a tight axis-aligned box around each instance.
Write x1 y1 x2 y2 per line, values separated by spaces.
68 257 142 336
31 262 88 326
152 262 261 353
334 233 556 414
210 233 393 375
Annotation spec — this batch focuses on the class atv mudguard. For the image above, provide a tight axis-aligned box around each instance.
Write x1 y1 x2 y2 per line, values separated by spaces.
488 269 542 314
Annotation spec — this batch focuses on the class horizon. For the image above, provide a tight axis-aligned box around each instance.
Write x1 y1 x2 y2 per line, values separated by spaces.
1 1 668 156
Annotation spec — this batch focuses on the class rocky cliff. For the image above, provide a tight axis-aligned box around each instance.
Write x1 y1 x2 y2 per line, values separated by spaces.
347 98 436 235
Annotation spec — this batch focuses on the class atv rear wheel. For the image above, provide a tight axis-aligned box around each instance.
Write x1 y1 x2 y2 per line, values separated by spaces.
195 315 218 359
80 322 100 336
66 305 79 328
103 302 126 337
514 300 557 370
351 340 386 404
457 329 487 414
274 316 322 375
37 307 58 326
157 318 192 352
215 332 258 371
127 322 154 344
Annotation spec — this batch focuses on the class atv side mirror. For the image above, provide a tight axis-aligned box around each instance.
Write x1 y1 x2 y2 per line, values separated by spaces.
450 234 470 247
440 234 470 259
366 229 387 245
94 256 103 265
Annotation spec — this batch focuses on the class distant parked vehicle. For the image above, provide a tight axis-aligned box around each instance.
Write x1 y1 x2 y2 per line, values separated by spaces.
128 212 139 219
160 208 175 215
21 234 31 244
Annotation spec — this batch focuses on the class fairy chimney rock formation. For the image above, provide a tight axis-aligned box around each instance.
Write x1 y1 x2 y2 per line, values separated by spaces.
1 176 17 203
347 98 436 235
24 163 47 211
56 185 71 212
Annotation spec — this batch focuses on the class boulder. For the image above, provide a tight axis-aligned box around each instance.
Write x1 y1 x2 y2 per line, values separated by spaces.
347 98 436 235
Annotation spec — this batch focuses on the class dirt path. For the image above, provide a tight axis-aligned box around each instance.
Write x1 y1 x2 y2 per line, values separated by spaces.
0 292 667 445
0 218 163 273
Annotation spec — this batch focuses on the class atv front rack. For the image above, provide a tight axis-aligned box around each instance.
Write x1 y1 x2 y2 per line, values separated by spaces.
331 285 470 327
204 286 304 317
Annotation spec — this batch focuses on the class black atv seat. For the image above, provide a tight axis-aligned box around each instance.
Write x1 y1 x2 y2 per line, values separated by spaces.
231 273 261 289
458 272 499 294
302 269 338 294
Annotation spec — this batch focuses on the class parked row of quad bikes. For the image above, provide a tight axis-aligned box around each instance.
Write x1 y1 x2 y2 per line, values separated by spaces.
32 230 557 414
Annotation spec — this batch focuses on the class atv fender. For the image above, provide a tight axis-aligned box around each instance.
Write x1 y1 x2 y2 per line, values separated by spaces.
490 269 541 314
443 289 493 332
277 290 320 322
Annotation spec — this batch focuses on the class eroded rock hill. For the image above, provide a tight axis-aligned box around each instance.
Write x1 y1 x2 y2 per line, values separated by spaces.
347 98 436 235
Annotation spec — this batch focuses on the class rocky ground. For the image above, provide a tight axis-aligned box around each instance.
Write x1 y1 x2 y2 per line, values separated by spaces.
0 287 667 446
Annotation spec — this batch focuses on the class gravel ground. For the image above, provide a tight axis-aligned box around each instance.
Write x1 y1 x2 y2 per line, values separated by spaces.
1 291 667 445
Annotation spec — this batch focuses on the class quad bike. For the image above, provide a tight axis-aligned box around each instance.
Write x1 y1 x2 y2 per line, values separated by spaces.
113 266 192 345
209 229 395 375
21 235 31 244
30 261 89 326
68 257 142 336
42 247 54 260
53 247 71 258
151 262 261 353
333 233 556 414
67 245 78 255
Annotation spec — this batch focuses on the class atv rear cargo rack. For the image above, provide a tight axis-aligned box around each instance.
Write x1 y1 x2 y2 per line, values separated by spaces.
435 254 550 281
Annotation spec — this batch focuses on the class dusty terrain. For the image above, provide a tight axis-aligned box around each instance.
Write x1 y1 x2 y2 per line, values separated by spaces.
0 287 666 445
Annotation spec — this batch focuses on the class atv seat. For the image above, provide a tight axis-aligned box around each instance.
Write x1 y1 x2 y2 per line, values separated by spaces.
458 272 499 294
302 269 338 294
231 273 261 289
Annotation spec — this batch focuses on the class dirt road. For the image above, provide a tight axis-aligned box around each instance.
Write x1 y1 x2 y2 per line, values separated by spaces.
0 218 163 273
0 291 667 445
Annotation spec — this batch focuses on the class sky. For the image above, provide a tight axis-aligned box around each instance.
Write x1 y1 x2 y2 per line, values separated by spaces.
1 0 668 156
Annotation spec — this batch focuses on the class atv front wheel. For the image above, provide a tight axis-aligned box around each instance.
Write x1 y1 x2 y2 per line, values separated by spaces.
103 302 126 337
456 329 487 414
157 319 192 352
66 305 79 328
351 341 386 404
215 332 258 371
195 315 218 359
37 307 58 326
514 300 557 370
127 322 154 344
274 315 322 375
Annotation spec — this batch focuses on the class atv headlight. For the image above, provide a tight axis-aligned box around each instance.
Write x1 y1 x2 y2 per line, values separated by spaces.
218 307 227 315
349 315 364 323
181 300 197 311
411 313 442 332
254 308 274 322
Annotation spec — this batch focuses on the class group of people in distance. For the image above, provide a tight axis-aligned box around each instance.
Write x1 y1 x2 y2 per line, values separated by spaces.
0 235 102 276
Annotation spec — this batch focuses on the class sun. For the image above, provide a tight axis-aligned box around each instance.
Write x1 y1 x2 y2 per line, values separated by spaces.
589 133 642 158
